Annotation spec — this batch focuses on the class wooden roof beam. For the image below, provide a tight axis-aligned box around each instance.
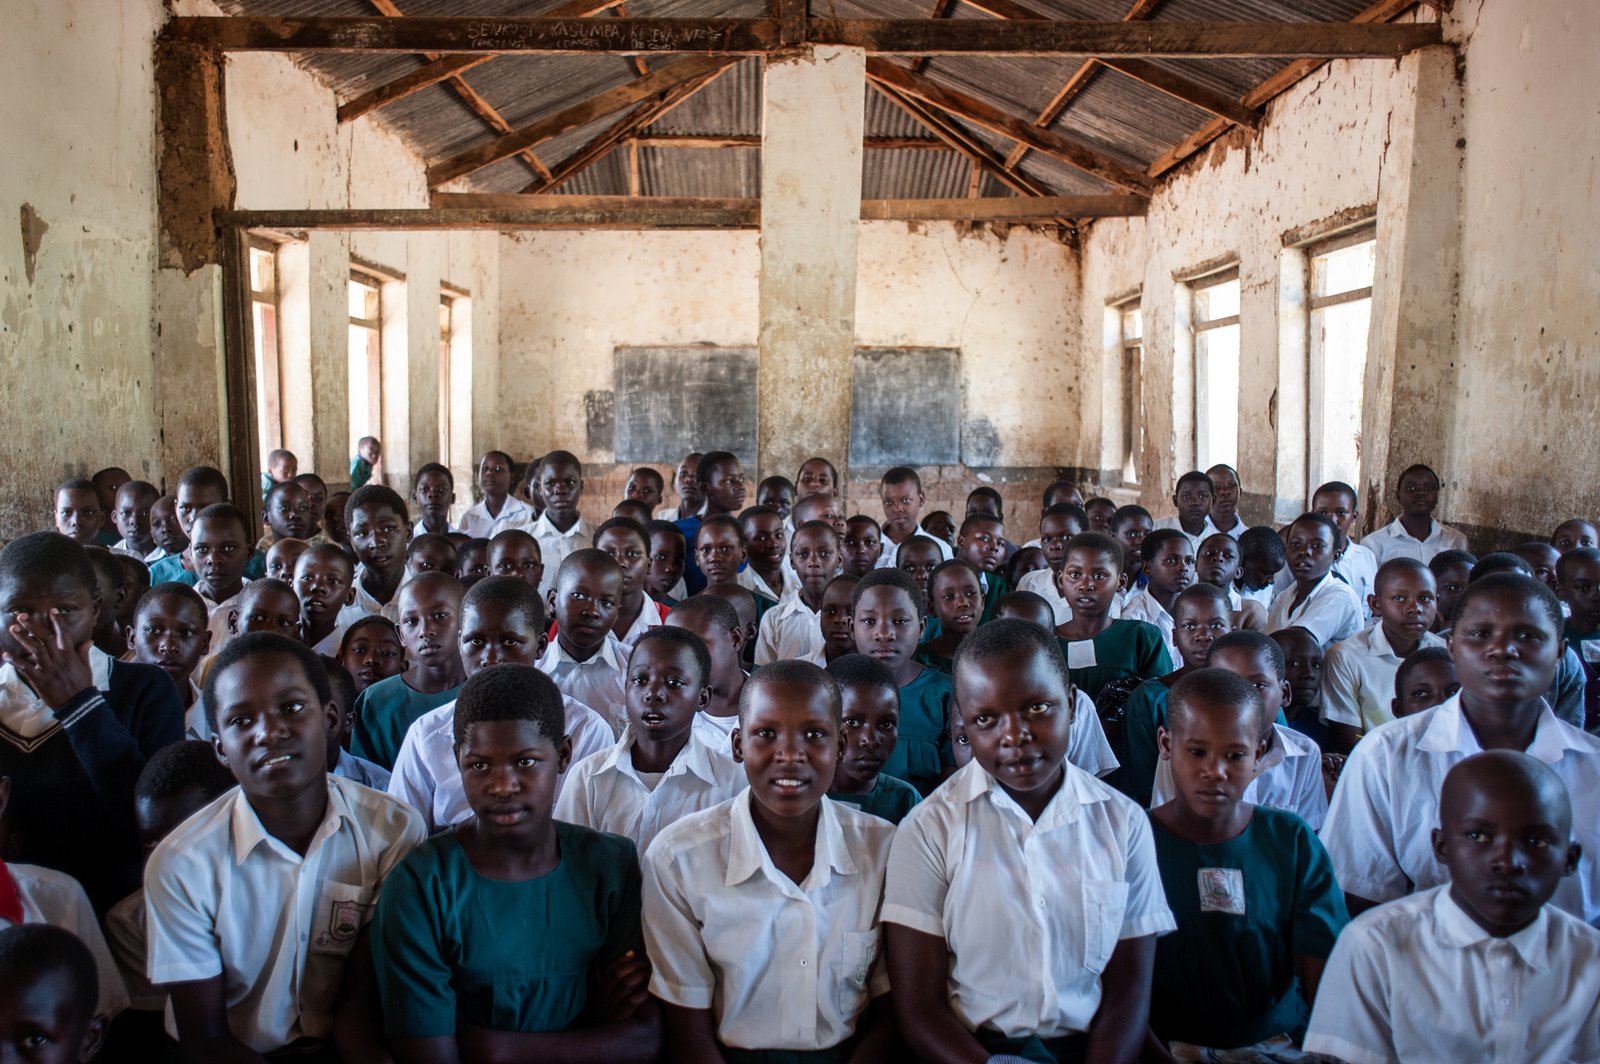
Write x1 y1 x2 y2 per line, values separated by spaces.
868 81 1051 199
628 134 950 149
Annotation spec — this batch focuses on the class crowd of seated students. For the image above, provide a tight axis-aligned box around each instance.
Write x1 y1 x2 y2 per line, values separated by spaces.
3 449 1599 1063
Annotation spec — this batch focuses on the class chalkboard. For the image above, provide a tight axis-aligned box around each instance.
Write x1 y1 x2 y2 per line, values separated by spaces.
850 347 962 466
613 347 758 466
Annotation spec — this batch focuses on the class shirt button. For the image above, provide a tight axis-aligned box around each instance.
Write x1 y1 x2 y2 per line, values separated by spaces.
800 959 808 967
1500 997 1510 1006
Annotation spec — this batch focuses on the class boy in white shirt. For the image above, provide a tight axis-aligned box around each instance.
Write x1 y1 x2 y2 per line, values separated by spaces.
753 521 840 665
1362 464 1469 565
460 450 536 540
1321 557 1446 742
1121 529 1195 664
1311 480 1379 609
529 451 595 597
1306 751 1600 1064
884 620 1174 1063
539 550 629 733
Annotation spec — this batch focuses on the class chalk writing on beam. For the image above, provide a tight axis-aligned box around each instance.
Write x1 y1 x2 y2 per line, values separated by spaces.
462 19 730 51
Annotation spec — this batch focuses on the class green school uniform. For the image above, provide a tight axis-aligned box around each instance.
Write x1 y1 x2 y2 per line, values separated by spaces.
827 774 921 825
350 674 463 771
95 528 121 548
979 571 1010 626
1148 807 1347 1050
350 455 373 490
883 666 955 797
1059 619 1172 702
1119 678 1173 808
372 822 642 1039
912 643 956 676
148 549 267 586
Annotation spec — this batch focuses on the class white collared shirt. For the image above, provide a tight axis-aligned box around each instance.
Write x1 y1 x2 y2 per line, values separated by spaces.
876 524 954 569
1362 517 1470 566
333 747 392 792
8 862 130 1019
387 694 613 834
144 776 424 1051
459 494 536 540
1066 689 1119 778
737 566 784 603
555 728 746 852
1304 885 1600 1064
1154 514 1220 553
538 633 629 734
1322 625 1448 731
1017 567 1071 625
883 760 1175 1039
112 538 165 564
0 647 114 744
1120 588 1178 664
200 584 249 656
336 566 400 629
615 598 666 648
1266 572 1363 647
1336 539 1380 614
530 513 594 596
754 592 825 666
1151 722 1327 829
310 622 349 658
1322 693 1600 921
692 710 739 757
644 791 895 1052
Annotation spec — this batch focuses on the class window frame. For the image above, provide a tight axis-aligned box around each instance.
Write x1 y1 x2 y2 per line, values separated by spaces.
1187 265 1242 472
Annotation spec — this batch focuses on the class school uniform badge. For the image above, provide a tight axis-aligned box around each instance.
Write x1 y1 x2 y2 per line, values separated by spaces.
317 899 365 949
1197 867 1246 916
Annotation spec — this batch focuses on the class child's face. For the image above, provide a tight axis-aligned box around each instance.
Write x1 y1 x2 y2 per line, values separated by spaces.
675 454 705 506
396 582 463 669
266 540 309 583
406 540 458 580
790 527 840 596
53 487 103 545
1397 468 1440 518
478 452 512 500
949 707 972 768
922 511 956 545
490 539 544 590
1146 538 1197 597
757 482 795 521
835 685 899 791
114 486 155 548
212 651 340 800
1009 548 1047 582
965 493 999 520
340 625 404 692
955 643 1074 801
1207 467 1240 516
880 478 924 536
549 563 622 651
930 567 983 636
1516 544 1561 593
537 460 583 523
646 533 686 597
1085 499 1116 533
1057 548 1120 618
360 439 382 464
1273 632 1323 707
733 680 842 818
852 586 922 672
1172 596 1231 671
1238 550 1283 590
1311 488 1359 537
414 472 455 525
1553 520 1599 555
1173 480 1213 526
956 518 1006 574
666 612 741 684
457 543 490 584
116 558 147 630
1285 520 1336 585
1196 535 1240 588
1038 514 1082 570
1159 698 1262 817
841 520 882 577
624 472 663 511
696 524 746 586
1370 567 1438 642
149 497 188 554
626 638 707 746
896 542 942 599
743 514 787 573
819 582 855 655
1211 645 1290 722
269 454 297 482
701 459 747 513
88 558 124 635
1045 485 1084 510
294 551 355 627
459 601 546 676
136 785 214 859
797 459 836 500
323 493 350 545
190 515 251 596
594 528 647 598
1113 515 1152 571
797 495 847 538
1559 555 1600 624
295 478 328 526
0 962 103 1064
457 719 569 841
1448 588 1563 707
175 483 225 537
267 483 313 541
129 597 210 687
1435 561 1472 627
1395 659 1460 718
347 504 411 578
230 587 303 640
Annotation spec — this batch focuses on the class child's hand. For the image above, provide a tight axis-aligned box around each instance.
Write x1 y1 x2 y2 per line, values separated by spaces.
1321 752 1346 799
5 610 95 710
589 950 651 1023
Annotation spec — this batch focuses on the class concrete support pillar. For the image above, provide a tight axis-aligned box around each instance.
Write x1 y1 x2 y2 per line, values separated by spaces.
756 45 866 483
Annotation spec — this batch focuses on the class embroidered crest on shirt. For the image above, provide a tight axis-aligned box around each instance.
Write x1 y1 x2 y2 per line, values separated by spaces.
316 899 366 951
1198 867 1246 915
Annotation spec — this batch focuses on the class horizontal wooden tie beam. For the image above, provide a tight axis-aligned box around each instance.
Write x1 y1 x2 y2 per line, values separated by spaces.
163 17 1442 57
627 134 951 149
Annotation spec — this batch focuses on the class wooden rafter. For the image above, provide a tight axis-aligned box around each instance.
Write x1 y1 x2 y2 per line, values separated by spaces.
868 81 1054 200
628 134 949 149
1098 58 1261 129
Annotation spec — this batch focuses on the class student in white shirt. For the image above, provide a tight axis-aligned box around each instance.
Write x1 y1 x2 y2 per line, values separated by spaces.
876 467 953 569
0 849 129 1025
1266 513 1363 646
884 620 1175 1063
529 451 595 597
1121 529 1196 665
1310 480 1380 610
1361 463 1470 565
754 521 840 665
1322 557 1447 740
145 633 424 1058
0 924 113 1061
460 450 536 540
557 626 745 853
1322 573 1600 923
1203 464 1247 540
110 479 162 563
594 518 667 647
1153 470 1219 553
1306 750 1600 1064
643 660 901 1060
535 551 629 734
410 462 460 538
655 452 706 525
1016 503 1089 625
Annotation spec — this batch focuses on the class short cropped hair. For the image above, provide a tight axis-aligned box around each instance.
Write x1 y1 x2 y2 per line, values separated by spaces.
195 503 250 539
1041 480 1080 507
994 589 1053 627
852 567 925 618
644 519 687 547
134 738 237 805
738 658 842 724
1289 511 1343 550
267 448 295 467
1374 556 1432 593
695 451 738 485
957 513 1003 540
55 477 96 498
698 514 745 546
1312 480 1358 507
629 467 665 493
953 617 1071 693
967 486 1003 517
1395 645 1455 699
1175 471 1214 494
1470 552 1532 581
0 925 99 1021
796 457 839 485
1454 571 1563 630
630 625 712 686
826 653 899 698
1167 667 1264 735
881 466 921 491
118 480 160 505
413 462 452 488
294 472 327 491
1064 531 1124 574
136 581 209 621
345 484 408 528
462 574 547 631
758 475 795 497
203 631 332 730
556 548 622 589
1140 528 1188 564
453 664 565 747
1208 629 1287 680
738 505 780 527
845 514 881 533
1397 463 1440 488
0 532 97 596
1238 526 1286 566
178 465 230 497
792 519 837 542
669 593 740 634
322 657 358 717
1109 505 1152 533
1173 581 1231 614
595 516 649 550
339 615 401 655
1041 502 1089 530
1557 547 1600 582
407 533 457 561
537 450 582 478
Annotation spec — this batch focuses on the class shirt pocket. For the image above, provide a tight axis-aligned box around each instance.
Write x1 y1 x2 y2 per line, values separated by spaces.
1080 879 1128 975
832 929 879 1018
311 881 375 957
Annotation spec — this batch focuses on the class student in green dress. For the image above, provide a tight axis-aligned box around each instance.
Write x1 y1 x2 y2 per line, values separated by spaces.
955 514 1009 624
825 654 921 825
894 536 944 604
372 664 660 1063
1145 668 1346 1060
1053 532 1173 701
917 560 983 676
852 568 954 796
351 572 467 770
1118 584 1234 808
993 589 1055 631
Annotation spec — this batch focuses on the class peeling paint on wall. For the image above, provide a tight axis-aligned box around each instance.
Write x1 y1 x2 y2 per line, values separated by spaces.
19 205 48 285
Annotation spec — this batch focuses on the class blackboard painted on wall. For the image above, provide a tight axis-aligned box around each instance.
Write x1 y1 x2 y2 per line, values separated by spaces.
613 346 759 466
850 347 962 466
